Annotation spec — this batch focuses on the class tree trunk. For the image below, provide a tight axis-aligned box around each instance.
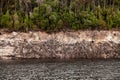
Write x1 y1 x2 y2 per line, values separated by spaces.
0 0 3 14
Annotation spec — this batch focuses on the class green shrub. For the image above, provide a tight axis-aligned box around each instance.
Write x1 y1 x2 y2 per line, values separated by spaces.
39 4 47 14
79 11 99 29
49 12 59 30
56 19 63 29
62 11 75 25
1 11 12 28
71 22 80 30
30 7 39 19
106 13 114 29
112 11 120 28
46 5 52 15
40 19 49 30
12 13 21 30
20 14 33 32
49 12 58 23
98 19 106 29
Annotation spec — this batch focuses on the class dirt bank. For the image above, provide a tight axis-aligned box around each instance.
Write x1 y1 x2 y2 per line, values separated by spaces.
0 30 120 60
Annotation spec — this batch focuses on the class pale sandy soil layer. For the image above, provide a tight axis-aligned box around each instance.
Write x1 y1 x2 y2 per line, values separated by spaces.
0 30 120 60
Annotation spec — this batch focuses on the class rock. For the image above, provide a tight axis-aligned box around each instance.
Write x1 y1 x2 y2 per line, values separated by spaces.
0 30 120 60
12 32 17 36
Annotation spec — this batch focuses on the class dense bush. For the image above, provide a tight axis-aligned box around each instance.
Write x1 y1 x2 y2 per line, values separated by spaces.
0 0 120 32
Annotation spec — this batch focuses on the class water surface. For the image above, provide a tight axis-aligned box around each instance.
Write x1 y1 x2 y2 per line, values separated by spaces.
0 59 120 80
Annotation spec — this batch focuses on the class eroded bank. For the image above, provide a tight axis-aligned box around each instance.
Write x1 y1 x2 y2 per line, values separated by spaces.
0 31 120 60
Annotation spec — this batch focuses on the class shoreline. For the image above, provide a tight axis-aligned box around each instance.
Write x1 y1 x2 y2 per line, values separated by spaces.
0 30 120 60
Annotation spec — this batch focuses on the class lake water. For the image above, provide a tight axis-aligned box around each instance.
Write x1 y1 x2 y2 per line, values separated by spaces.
0 59 120 80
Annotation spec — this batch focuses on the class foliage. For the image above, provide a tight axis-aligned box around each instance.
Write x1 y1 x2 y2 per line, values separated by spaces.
0 11 12 28
0 0 120 32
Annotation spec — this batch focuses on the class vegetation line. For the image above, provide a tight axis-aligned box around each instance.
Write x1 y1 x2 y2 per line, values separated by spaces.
0 0 120 32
